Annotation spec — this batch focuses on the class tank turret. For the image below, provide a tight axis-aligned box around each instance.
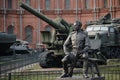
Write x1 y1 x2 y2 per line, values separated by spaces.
0 32 16 56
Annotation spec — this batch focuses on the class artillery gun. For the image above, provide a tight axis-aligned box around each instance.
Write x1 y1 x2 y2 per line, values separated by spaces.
86 13 120 59
20 2 106 68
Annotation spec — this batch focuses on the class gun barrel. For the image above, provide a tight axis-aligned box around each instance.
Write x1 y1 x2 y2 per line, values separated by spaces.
20 2 66 31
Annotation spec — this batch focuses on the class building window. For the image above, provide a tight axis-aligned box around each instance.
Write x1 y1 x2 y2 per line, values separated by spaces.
85 0 90 9
45 26 52 31
7 25 14 34
65 0 70 10
26 0 31 5
104 0 108 8
45 0 50 10
8 0 12 9
118 0 120 6
25 26 33 43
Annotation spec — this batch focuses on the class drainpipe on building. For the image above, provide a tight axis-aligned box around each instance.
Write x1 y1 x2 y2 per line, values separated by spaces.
20 7 23 40
94 0 96 21
37 0 41 49
57 0 60 17
110 0 112 19
3 0 6 32
76 0 78 20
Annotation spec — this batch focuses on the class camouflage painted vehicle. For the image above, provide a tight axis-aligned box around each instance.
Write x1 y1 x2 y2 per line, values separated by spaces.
20 2 106 68
0 32 16 56
86 13 120 59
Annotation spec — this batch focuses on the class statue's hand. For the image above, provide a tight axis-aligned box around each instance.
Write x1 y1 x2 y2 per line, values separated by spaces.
61 55 68 62
78 50 83 54
77 50 86 56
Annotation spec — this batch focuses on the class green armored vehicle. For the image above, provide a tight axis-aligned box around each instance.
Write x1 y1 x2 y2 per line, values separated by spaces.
0 32 16 56
20 2 106 68
86 13 120 59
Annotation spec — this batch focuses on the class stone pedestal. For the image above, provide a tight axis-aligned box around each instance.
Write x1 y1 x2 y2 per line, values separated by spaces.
56 76 105 80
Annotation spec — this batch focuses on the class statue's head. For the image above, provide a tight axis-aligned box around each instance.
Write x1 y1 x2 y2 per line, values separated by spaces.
73 20 82 31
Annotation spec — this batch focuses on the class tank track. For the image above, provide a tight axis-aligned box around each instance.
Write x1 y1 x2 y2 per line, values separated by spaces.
39 51 61 68
101 46 120 59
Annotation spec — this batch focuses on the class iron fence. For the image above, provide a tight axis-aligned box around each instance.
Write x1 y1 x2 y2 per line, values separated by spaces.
0 53 120 80
0 65 120 80
0 53 39 76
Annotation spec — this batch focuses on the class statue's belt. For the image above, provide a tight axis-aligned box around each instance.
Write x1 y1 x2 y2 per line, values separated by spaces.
73 46 83 50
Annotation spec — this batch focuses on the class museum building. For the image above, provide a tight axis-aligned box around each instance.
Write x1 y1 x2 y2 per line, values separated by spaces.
0 0 120 48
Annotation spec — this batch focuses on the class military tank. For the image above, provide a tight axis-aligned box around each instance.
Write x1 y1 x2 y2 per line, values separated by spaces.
9 39 32 54
20 2 106 68
0 32 16 56
86 13 120 59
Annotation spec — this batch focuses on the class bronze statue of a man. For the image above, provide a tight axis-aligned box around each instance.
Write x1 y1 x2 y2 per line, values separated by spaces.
60 20 90 78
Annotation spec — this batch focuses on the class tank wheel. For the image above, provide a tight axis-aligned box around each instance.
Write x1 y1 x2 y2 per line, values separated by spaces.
76 60 83 68
39 51 55 68
106 47 120 59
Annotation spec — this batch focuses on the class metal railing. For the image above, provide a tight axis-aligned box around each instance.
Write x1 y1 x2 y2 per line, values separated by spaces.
0 53 120 80
0 53 39 75
0 65 120 80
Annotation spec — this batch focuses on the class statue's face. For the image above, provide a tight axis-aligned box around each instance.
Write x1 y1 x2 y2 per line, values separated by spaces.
73 22 81 31
74 25 80 31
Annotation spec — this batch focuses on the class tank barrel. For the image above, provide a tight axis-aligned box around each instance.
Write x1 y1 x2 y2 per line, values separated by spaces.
19 2 67 31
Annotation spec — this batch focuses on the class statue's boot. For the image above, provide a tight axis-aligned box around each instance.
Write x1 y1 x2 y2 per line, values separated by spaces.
83 68 89 78
95 64 101 77
97 72 101 77
60 73 69 78
60 62 69 78
83 73 89 78
60 69 69 78
83 59 89 78
68 67 73 77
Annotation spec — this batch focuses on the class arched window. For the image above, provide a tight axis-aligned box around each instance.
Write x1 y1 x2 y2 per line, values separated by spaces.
119 0 120 6
65 0 70 10
85 0 90 9
8 0 12 9
7 25 14 34
25 25 33 43
45 0 50 10
104 0 108 8
45 26 52 31
26 0 31 5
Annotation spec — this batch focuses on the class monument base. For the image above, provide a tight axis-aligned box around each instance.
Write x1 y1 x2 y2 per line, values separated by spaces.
56 76 105 80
